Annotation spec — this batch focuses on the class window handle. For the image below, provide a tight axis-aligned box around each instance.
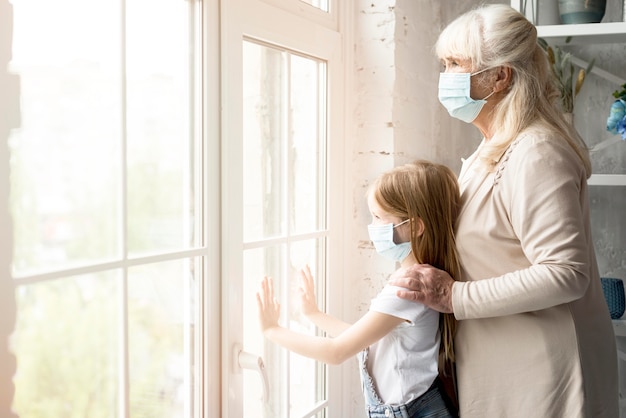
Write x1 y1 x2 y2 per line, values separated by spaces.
234 344 269 403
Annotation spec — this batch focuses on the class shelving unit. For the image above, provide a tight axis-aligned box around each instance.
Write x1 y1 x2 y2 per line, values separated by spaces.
536 21 626 44
512 3 626 415
525 13 626 188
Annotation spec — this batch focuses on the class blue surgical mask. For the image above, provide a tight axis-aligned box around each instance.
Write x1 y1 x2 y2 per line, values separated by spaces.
367 219 411 262
438 68 495 123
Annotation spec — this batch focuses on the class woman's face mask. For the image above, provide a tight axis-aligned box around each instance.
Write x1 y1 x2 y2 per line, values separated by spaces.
438 68 495 123
367 219 411 262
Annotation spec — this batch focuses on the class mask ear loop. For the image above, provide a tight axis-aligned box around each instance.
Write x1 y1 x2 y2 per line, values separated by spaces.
471 66 493 77
393 219 410 229
481 90 496 101
471 67 497 101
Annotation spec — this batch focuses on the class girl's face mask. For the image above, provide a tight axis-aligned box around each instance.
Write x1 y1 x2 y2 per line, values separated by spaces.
367 219 411 262
438 68 495 123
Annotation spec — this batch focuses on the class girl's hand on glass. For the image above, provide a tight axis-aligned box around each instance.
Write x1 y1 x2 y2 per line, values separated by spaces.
298 265 320 316
256 276 281 332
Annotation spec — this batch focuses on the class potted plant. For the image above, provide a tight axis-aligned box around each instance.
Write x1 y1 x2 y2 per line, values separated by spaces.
606 83 626 140
538 37 595 114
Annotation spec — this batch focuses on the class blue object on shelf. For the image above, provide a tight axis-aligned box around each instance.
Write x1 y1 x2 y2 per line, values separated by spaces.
601 277 626 319
558 0 607 24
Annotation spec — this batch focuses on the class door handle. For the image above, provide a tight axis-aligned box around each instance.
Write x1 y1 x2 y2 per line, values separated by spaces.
234 344 269 403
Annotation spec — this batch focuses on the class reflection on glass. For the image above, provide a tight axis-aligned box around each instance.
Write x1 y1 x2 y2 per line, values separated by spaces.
126 0 195 256
8 0 122 274
12 272 120 417
128 259 196 417
243 42 326 241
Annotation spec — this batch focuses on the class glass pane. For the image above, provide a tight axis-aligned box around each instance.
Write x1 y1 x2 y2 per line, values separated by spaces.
590 186 626 280
242 239 326 418
12 272 120 417
126 0 196 255
243 245 284 417
300 0 329 12
290 54 326 234
8 0 122 275
243 42 286 241
288 239 326 417
128 259 196 417
243 42 327 241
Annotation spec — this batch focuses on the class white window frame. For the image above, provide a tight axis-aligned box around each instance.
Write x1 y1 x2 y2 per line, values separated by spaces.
217 0 351 416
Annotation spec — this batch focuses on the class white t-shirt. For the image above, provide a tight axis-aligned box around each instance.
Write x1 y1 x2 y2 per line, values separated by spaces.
366 284 441 405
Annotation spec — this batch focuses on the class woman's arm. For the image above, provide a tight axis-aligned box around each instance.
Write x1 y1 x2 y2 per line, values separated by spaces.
392 137 592 319
388 264 454 313
257 276 404 365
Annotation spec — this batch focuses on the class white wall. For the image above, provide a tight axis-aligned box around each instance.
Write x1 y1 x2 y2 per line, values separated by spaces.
344 0 503 413
0 0 18 416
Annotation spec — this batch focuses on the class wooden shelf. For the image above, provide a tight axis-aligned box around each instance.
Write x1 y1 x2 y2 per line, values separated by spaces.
588 174 626 186
537 22 626 44
614 318 626 336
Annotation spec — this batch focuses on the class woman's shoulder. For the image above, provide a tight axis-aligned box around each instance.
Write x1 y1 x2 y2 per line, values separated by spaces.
492 126 586 187
504 126 584 170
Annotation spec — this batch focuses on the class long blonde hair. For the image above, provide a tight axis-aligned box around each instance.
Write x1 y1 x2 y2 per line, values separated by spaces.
370 160 461 363
435 4 592 177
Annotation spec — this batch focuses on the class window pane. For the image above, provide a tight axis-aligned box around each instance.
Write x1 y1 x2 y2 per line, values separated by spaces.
243 42 286 242
242 239 326 418
126 0 196 255
12 272 120 417
243 245 284 417
128 259 196 417
300 0 329 12
290 55 326 234
8 0 122 274
243 42 326 240
288 239 327 417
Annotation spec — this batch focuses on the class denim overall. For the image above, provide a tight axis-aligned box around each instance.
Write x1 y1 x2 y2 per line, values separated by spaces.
358 348 453 418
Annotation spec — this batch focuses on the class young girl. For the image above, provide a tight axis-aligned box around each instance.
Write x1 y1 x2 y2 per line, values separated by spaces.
257 160 460 418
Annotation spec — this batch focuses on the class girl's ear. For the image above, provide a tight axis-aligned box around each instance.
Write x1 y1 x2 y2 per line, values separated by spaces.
414 218 425 237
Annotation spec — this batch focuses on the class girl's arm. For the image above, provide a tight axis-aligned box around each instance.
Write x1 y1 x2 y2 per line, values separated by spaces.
257 276 404 365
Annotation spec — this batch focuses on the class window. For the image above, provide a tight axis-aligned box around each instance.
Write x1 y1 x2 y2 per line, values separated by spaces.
9 0 204 416
241 40 328 416
222 0 346 416
8 0 346 416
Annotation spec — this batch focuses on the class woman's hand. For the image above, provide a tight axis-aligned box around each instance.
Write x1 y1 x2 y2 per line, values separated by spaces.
298 265 320 316
388 264 455 313
256 276 281 332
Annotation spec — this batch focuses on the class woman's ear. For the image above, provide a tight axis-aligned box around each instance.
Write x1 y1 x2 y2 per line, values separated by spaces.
494 66 512 92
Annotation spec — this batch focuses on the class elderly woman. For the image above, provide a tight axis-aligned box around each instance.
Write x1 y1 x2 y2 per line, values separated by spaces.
390 4 619 418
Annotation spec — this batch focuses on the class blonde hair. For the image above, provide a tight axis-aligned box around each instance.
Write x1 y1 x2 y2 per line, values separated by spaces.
370 160 461 364
435 4 592 177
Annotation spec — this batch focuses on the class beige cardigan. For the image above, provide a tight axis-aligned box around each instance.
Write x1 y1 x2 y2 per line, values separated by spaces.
452 127 619 417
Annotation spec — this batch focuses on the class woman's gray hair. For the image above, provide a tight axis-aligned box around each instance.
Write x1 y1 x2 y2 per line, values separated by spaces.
435 4 591 176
